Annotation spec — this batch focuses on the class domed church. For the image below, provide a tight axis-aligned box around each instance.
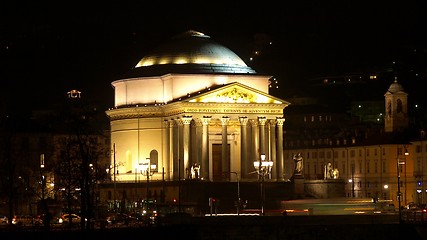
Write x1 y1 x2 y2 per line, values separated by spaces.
102 30 290 212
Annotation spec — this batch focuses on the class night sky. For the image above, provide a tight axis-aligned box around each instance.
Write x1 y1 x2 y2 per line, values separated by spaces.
1 1 426 113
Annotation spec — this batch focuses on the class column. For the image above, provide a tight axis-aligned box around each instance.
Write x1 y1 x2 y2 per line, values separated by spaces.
258 117 267 156
276 117 285 181
202 116 211 180
171 119 179 180
182 116 192 179
251 119 259 178
221 116 230 178
239 117 248 179
269 119 277 180
163 120 171 181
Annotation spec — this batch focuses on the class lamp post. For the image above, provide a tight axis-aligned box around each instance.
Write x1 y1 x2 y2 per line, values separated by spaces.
397 148 408 224
40 154 46 211
253 154 273 216
227 171 240 215
397 158 403 223
140 158 156 200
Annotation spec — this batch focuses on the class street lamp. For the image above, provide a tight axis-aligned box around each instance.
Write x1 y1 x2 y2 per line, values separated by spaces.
140 158 156 200
397 148 408 223
226 171 240 215
253 154 273 216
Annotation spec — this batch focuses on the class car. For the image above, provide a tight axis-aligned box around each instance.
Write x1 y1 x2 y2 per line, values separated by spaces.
35 213 59 226
59 213 81 224
106 213 129 225
1 215 8 224
12 215 35 226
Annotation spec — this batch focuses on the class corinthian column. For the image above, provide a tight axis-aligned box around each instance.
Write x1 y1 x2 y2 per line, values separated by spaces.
221 116 230 178
201 116 211 180
258 117 267 156
163 120 171 181
182 116 192 179
269 119 277 180
239 117 248 179
251 119 259 178
276 117 285 181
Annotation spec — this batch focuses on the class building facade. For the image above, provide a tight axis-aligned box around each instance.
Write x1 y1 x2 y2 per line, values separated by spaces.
283 79 427 209
102 30 290 210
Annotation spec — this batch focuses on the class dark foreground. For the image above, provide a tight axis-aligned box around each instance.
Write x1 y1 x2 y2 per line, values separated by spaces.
3 215 427 240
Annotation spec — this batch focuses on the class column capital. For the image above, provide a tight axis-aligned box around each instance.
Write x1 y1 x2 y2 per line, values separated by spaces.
250 119 258 127
163 120 171 128
239 116 248 125
276 117 285 126
258 116 267 126
181 116 193 125
221 116 230 125
202 116 212 125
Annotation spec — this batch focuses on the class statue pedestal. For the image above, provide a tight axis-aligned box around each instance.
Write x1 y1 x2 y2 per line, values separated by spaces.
292 174 304 195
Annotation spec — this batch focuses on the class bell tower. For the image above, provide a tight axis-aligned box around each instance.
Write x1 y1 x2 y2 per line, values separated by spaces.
384 77 408 132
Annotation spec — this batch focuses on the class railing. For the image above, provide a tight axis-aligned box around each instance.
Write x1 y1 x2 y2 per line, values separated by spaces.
401 210 427 223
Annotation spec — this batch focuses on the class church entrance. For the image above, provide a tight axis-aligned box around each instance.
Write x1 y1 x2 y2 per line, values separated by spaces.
212 144 230 181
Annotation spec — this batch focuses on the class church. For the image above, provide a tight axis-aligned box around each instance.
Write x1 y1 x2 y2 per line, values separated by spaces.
100 30 291 213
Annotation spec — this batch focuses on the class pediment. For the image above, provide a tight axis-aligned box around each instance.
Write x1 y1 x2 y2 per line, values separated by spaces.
187 82 288 105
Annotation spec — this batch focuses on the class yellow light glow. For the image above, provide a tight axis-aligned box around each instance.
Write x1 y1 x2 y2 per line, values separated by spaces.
174 58 188 64
194 58 210 64
158 58 170 65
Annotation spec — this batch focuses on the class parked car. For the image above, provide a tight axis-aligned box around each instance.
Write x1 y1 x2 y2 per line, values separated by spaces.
12 215 35 226
106 213 129 225
1 215 8 224
59 213 81 224
35 213 59 226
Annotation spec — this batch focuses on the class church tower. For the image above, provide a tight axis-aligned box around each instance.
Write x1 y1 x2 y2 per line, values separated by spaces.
384 77 408 132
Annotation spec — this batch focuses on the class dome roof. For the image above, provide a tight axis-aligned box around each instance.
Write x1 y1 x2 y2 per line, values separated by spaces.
387 78 405 93
124 30 256 78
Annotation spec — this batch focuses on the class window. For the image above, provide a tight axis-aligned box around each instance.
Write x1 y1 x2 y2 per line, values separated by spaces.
397 99 402 113
366 160 370 173
359 161 362 174
374 161 378 173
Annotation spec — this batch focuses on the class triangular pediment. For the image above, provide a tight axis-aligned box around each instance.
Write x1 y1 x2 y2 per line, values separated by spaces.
187 82 289 105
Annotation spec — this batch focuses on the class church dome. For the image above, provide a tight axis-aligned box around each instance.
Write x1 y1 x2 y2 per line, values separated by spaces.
124 30 256 78
387 78 405 93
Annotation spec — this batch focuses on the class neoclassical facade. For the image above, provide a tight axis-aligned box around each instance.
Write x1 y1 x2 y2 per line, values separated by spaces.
106 30 290 185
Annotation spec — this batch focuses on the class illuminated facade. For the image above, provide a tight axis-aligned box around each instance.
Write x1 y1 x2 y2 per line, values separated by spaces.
105 30 290 187
282 79 426 209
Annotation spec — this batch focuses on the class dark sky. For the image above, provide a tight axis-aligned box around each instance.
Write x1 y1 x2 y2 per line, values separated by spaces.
1 1 426 113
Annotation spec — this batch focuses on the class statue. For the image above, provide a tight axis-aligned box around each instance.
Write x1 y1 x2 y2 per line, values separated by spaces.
191 163 200 179
293 153 303 174
324 162 339 179
324 162 333 179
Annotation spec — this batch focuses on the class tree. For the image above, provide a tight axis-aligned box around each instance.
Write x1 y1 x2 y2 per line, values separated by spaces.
53 95 110 230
